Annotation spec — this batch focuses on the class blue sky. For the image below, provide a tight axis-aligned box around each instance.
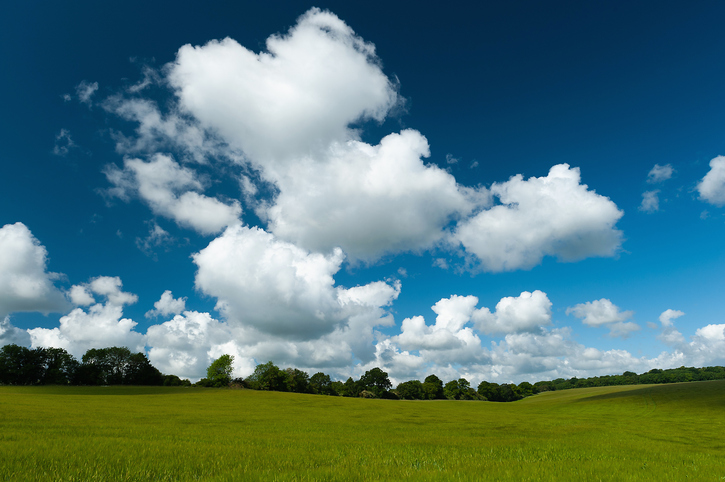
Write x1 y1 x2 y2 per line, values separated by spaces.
2 1 725 383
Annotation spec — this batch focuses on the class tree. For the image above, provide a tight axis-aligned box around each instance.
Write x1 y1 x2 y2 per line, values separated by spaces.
396 380 424 400
477 381 500 401
422 374 445 399
81 347 133 385
285 368 310 393
126 353 164 385
247 361 287 391
39 347 79 385
341 377 362 397
207 354 234 387
359 367 392 398
310 372 335 395
444 379 472 400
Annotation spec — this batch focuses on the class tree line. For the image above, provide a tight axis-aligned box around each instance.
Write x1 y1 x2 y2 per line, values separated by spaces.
3 344 724 402
0 344 189 387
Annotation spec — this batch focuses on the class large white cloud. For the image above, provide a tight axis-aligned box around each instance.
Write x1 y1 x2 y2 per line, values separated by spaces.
193 225 400 340
0 222 69 318
454 164 624 272
697 156 725 207
145 310 253 380
104 153 241 234
167 8 398 165
566 298 639 338
146 290 186 318
0 316 30 347
264 130 484 259
28 277 144 357
472 290 552 335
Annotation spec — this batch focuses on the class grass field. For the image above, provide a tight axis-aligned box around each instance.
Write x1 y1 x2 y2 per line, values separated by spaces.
1 381 724 481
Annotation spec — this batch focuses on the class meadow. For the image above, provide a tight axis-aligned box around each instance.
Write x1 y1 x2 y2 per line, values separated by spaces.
1 380 724 481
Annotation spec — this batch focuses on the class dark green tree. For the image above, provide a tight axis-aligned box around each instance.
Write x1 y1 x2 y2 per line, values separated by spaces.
285 368 310 393
422 374 445 399
359 367 392 398
309 372 335 395
396 380 424 400
247 361 288 391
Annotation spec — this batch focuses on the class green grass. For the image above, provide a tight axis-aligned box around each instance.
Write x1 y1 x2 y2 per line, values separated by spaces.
1 381 724 481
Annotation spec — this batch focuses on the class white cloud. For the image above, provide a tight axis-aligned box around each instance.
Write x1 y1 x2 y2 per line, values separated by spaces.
193 225 400 340
566 298 639 338
167 7 398 164
145 310 252 380
104 153 241 234
0 223 69 318
647 164 674 184
53 129 77 157
639 190 660 213
697 156 725 207
264 130 483 260
28 276 144 357
0 316 30 347
455 164 624 272
395 295 479 351
146 290 186 318
68 285 94 306
472 290 552 335
659 309 684 328
76 80 98 105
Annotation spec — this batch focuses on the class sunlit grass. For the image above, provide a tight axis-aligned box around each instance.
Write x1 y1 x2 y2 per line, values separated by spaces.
1 381 724 480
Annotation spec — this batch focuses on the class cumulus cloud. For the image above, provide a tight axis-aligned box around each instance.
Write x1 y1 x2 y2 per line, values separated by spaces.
146 290 186 318
104 153 241 234
264 130 483 260
0 223 70 318
395 295 479 351
697 156 725 207
193 225 400 340
659 309 685 328
455 164 624 272
472 290 552 335
28 276 143 357
647 164 674 184
145 310 252 380
0 316 31 347
68 285 95 306
566 299 638 338
167 7 398 164
639 190 660 213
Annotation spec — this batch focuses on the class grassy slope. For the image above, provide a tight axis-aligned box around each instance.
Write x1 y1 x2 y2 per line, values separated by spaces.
0 381 723 481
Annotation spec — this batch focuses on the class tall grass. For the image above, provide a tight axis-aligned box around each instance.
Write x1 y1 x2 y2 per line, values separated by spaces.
1 381 724 481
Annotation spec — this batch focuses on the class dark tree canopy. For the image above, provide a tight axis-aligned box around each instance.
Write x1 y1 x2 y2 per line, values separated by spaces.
206 354 234 387
359 367 392 398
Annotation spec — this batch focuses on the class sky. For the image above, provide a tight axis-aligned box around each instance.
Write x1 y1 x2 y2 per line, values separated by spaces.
2 1 725 384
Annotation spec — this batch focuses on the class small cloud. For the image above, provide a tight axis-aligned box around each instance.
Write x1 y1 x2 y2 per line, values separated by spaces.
61 93 71 102
397 267 408 278
53 129 77 157
76 80 99 105
647 164 674 184
146 290 186 318
659 309 684 328
469 160 479 169
445 153 459 165
700 210 710 220
639 190 660 213
566 298 638 338
136 222 174 259
432 258 449 270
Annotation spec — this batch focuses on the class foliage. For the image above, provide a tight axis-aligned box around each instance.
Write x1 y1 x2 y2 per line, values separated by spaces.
309 372 336 395
359 367 392 398
246 361 288 391
396 380 424 400
422 374 445 399
206 354 234 387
